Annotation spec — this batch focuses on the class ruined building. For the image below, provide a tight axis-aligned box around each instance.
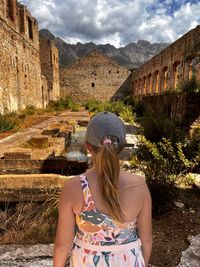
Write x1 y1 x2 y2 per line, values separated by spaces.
39 34 60 102
132 25 200 97
60 50 131 102
0 0 60 114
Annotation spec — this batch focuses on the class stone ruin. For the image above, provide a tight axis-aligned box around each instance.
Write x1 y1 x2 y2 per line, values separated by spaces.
0 0 60 115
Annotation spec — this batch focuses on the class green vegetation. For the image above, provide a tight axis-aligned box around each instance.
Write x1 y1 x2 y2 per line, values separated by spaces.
0 95 80 133
0 113 19 132
176 74 200 93
130 136 200 216
142 112 185 143
85 99 135 123
47 95 79 112
130 112 200 216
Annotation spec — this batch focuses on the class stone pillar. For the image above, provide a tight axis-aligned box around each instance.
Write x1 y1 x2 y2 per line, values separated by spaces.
143 77 147 95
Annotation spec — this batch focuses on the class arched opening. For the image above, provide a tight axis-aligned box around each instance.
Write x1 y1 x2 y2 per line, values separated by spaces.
138 79 142 95
91 82 95 87
173 61 181 89
7 0 14 21
27 16 33 40
147 74 152 95
153 70 159 94
162 66 168 93
134 80 138 95
143 76 146 95
189 56 200 80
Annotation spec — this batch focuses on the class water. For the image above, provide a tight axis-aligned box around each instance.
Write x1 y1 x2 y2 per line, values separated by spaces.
64 126 88 162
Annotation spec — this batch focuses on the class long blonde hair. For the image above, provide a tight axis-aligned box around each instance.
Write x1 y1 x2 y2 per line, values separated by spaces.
93 141 123 224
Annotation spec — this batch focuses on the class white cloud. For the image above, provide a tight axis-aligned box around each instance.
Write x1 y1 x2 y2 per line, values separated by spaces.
19 0 200 47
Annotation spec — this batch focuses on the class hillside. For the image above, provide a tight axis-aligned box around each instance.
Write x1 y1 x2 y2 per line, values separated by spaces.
39 29 170 69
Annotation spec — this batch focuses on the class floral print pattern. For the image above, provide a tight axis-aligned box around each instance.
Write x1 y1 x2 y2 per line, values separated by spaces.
70 175 145 267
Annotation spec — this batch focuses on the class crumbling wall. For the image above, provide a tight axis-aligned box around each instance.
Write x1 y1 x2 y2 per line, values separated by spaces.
60 50 130 101
0 1 45 114
132 26 200 97
39 34 60 102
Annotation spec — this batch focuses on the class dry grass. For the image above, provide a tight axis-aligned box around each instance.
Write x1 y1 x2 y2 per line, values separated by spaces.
0 193 59 245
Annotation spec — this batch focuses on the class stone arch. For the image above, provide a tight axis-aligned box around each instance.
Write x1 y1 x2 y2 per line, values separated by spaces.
143 76 146 95
138 79 142 95
147 73 152 95
173 61 182 89
153 70 159 94
162 66 168 93
189 56 200 80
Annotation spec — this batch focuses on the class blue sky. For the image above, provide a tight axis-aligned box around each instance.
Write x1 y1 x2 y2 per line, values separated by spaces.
19 0 200 47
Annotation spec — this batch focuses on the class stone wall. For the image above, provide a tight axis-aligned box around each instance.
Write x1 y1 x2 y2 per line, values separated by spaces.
60 50 131 101
0 0 44 114
39 34 60 102
141 92 200 125
132 25 200 97
41 76 48 108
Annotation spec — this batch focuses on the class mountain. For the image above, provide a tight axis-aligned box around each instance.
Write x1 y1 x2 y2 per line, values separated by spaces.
39 29 170 69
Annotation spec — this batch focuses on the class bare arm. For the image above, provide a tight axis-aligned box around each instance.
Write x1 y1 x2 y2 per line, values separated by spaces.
137 182 152 266
54 180 76 267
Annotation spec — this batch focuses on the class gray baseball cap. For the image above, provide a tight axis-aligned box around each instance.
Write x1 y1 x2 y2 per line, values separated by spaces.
85 111 126 147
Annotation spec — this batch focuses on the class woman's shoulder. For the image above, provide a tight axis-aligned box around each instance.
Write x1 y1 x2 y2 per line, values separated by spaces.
119 170 146 190
61 175 82 196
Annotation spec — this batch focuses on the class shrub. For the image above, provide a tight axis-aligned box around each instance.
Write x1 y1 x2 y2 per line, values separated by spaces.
133 99 145 116
85 99 105 113
119 106 135 124
85 99 136 124
180 75 200 93
142 112 186 143
19 105 37 119
50 95 80 112
0 114 19 132
130 136 200 216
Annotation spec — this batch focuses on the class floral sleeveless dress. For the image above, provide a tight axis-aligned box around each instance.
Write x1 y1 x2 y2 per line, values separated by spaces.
70 174 145 267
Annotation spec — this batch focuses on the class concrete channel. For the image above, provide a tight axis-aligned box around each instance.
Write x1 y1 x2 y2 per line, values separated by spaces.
0 111 90 202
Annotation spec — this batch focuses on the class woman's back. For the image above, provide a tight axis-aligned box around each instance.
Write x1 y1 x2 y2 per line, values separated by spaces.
70 170 147 267
54 112 152 267
72 169 146 223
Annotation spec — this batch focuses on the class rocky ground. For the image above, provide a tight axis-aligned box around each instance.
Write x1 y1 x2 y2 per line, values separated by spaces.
0 115 199 267
0 234 200 267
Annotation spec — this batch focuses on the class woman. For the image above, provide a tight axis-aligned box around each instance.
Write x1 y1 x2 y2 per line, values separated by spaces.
54 111 152 267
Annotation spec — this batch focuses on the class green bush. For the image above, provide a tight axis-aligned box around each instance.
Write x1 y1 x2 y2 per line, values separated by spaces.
85 99 105 113
133 99 145 116
0 114 19 132
50 95 80 112
19 105 37 119
178 75 200 92
119 106 135 124
142 112 186 143
85 99 135 123
130 136 200 216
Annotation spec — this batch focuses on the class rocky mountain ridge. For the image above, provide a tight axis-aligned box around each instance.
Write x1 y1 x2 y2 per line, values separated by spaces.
39 29 170 69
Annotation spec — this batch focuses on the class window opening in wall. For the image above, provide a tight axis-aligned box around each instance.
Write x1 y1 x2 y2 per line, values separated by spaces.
91 82 95 87
7 0 14 20
109 70 111 73
19 9 25 33
1 0 5 17
28 17 33 40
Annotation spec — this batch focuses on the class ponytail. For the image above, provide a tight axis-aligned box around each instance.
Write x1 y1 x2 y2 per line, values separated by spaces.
95 143 123 224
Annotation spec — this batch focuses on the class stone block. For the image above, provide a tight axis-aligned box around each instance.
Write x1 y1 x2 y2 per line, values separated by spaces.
42 128 60 137
4 148 32 160
28 135 49 148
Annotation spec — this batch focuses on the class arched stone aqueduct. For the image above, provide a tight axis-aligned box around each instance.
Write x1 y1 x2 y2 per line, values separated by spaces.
132 25 200 97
